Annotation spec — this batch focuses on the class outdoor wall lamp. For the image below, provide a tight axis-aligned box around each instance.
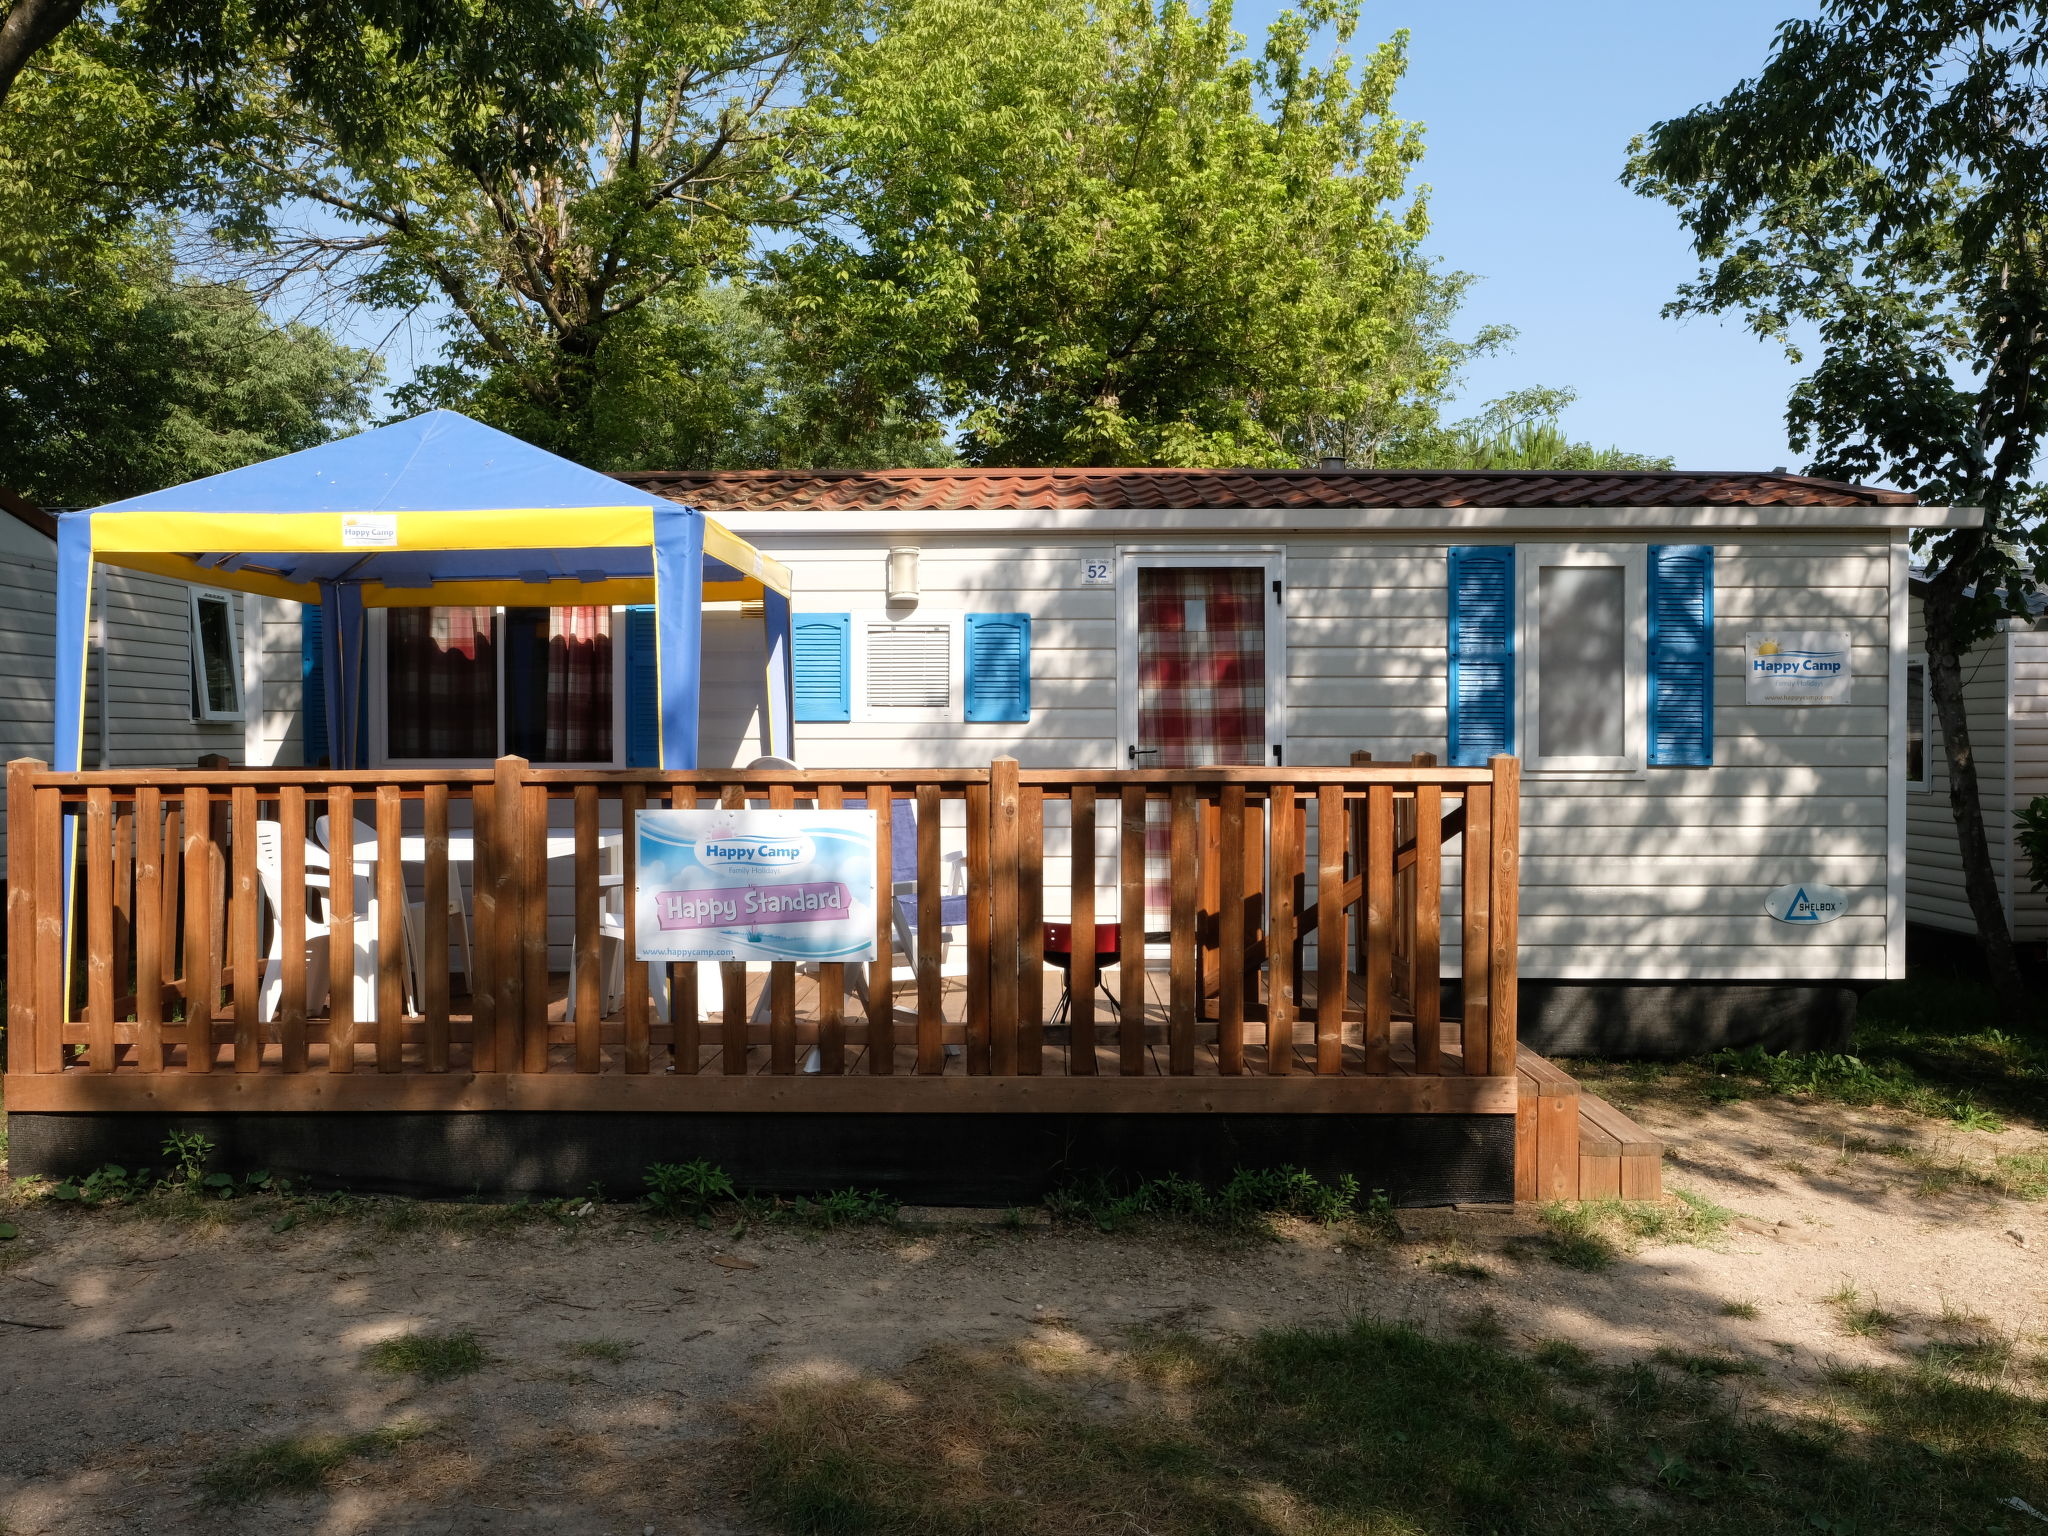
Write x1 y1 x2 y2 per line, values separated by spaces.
887 545 921 601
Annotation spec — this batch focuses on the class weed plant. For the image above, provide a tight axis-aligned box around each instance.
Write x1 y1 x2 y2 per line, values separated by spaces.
362 1329 485 1383
1045 1166 1379 1234
198 1423 429 1506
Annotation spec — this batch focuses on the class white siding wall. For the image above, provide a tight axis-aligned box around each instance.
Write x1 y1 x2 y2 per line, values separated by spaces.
243 528 1903 982
0 532 246 877
1902 591 2038 937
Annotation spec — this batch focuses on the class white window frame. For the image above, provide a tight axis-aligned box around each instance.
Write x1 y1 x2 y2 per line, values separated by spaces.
188 587 245 723
851 609 965 723
1116 548 1288 768
1905 653 1930 790
367 605 628 769
1516 543 1646 777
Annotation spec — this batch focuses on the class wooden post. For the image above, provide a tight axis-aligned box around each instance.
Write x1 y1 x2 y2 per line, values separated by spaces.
1314 784 1344 1075
324 785 353 1074
491 757 528 1073
1488 755 1520 1077
573 783 603 1072
1460 782 1493 1076
1412 780 1443 1075
866 782 894 1074
988 757 1021 1076
32 785 63 1073
620 784 650 1075
1267 785 1297 1074
231 785 261 1072
1169 782 1198 1075
815 783 845 1075
1364 783 1395 1074
521 780 549 1073
86 788 113 1073
1118 786 1147 1076
719 782 747 1075
470 778 497 1072
965 778 992 1073
1216 784 1246 1075
915 783 944 1073
767 782 798 1074
1020 784 1045 1075
423 783 451 1073
375 784 405 1072
183 785 215 1071
7 760 40 1071
276 785 306 1073
1069 786 1098 1075
134 785 164 1073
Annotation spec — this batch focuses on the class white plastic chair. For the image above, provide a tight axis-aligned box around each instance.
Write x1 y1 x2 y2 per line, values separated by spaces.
314 813 471 1016
254 820 334 1023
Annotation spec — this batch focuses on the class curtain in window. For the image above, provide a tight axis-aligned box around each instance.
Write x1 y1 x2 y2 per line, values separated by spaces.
545 606 612 762
387 607 497 759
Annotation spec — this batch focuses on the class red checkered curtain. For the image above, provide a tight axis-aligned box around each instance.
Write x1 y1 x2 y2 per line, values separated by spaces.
1135 567 1268 923
387 607 497 759
1136 567 1267 765
545 606 613 762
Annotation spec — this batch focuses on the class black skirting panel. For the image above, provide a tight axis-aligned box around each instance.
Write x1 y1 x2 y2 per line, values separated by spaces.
7 1110 1514 1207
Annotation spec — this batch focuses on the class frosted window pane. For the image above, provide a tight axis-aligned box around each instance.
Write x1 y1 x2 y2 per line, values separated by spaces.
1538 565 1624 758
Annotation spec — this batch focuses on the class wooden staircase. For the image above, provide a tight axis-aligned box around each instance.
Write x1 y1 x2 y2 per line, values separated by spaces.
1514 1045 1662 1202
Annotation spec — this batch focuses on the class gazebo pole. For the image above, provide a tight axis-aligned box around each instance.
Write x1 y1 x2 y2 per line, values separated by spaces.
51 513 94 1005
760 588 794 761
318 582 368 770
651 505 705 770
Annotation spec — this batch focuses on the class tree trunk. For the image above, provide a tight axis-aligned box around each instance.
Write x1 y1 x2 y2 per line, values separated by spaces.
0 0 84 110
1921 566 2029 1018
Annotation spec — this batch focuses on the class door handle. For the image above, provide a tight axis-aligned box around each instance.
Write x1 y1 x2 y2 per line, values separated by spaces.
1128 745 1160 762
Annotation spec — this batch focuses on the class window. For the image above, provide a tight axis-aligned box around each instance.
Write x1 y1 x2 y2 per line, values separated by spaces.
188 588 243 722
1906 657 1928 788
376 605 620 765
1518 545 1645 774
852 611 963 722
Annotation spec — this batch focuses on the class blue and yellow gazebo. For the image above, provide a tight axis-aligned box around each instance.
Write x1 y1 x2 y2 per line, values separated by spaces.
52 410 794 773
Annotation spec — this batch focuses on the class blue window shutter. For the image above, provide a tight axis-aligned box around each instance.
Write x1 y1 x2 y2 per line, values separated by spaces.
1649 545 1714 766
1448 547 1514 766
300 605 328 768
625 605 660 766
965 613 1031 723
792 613 851 723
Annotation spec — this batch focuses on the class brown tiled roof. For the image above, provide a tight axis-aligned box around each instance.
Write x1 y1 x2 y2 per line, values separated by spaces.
613 466 1916 512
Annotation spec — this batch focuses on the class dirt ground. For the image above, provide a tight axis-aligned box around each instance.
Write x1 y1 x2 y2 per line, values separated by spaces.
1 1091 2044 1535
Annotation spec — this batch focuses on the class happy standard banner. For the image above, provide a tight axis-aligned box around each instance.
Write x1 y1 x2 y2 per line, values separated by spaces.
1744 631 1853 705
633 809 878 964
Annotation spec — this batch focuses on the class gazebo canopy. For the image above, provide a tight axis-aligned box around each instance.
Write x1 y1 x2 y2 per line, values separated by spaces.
55 410 793 771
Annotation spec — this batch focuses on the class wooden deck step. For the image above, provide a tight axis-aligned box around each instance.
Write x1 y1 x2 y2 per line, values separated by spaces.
1513 1045 1663 1202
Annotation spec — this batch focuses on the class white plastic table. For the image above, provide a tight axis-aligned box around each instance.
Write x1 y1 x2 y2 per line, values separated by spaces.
334 826 622 1022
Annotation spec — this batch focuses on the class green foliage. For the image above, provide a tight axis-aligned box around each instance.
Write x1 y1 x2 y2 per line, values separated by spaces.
163 1131 215 1187
0 233 376 506
644 1158 736 1221
2017 794 2048 896
197 1420 429 1507
1047 1165 1368 1232
773 0 1472 469
1388 387 1675 472
1533 1193 1733 1272
788 1188 898 1228
1710 1042 2006 1129
361 1329 485 1383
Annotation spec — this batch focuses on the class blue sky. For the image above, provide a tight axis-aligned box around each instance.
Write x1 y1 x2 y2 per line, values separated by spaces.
1233 0 1823 470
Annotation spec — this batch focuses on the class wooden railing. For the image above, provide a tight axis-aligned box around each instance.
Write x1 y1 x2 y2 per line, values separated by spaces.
3 754 1519 1099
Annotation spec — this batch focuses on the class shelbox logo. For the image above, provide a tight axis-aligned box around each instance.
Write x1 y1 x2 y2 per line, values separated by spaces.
701 833 812 870
1763 882 1848 924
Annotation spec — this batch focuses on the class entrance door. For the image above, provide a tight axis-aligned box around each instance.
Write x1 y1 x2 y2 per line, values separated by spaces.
1123 559 1282 769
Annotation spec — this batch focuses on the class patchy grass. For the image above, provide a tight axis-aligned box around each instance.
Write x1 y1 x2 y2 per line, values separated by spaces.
1653 1347 1766 1379
1719 1298 1763 1320
734 1316 2048 1536
1043 1166 1386 1237
362 1329 485 1383
1569 968 2048 1132
1826 1285 1903 1339
197 1422 430 1506
1527 1190 1736 1272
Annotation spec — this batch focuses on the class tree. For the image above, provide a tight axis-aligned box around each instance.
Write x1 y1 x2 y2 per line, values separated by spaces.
1387 387 1676 472
0 232 379 505
1627 1 2048 1016
764 0 1469 467
210 0 849 466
